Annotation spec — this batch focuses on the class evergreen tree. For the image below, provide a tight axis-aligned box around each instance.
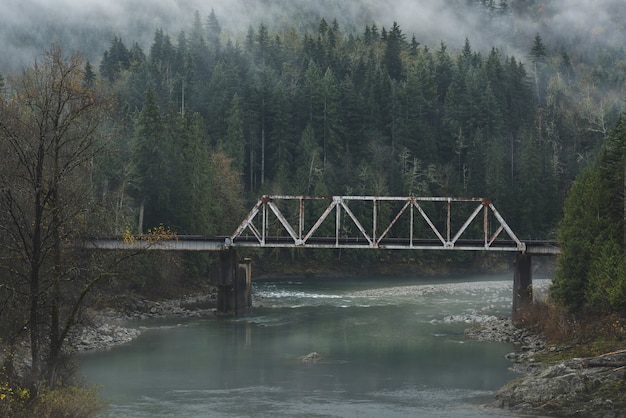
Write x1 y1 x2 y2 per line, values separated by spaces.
205 61 234 142
553 116 626 314
402 55 437 161
168 109 214 234
319 67 341 170
221 94 246 172
267 82 295 188
528 33 547 64
83 61 96 87
294 124 323 194
132 88 170 232
383 22 405 81
99 36 130 82
206 8 222 49
125 58 151 112
528 33 547 104
189 10 211 83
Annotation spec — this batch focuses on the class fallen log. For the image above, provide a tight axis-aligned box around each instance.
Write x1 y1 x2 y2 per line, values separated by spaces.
583 360 626 368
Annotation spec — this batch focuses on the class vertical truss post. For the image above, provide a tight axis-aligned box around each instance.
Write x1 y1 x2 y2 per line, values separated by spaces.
447 198 452 245
299 196 304 241
336 197 341 246
373 198 377 243
410 200 414 248
262 200 267 245
483 201 489 248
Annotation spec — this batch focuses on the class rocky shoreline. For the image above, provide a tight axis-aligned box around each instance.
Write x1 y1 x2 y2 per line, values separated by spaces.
72 293 217 352
465 317 626 417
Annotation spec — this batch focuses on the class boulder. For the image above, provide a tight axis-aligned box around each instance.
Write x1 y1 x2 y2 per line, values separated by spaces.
299 352 322 364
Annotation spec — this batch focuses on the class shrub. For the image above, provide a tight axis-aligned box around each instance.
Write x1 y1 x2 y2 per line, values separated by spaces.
29 386 106 418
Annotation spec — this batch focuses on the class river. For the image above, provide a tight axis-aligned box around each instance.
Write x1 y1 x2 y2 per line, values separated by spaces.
79 272 548 417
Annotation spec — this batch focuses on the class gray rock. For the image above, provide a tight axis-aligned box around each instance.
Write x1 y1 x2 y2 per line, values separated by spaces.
493 352 626 416
299 352 322 364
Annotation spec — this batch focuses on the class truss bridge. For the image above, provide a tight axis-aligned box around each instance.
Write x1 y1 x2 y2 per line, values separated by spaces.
81 195 559 316
230 195 559 255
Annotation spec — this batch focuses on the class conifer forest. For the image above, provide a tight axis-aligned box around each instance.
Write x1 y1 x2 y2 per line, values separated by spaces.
0 2 626 409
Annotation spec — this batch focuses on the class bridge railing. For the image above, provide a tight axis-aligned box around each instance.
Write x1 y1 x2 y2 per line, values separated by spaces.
230 195 526 252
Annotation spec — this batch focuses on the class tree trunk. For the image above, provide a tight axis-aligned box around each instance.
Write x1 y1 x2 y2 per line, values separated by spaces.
261 124 265 186
138 200 145 234
29 142 46 393
48 147 62 388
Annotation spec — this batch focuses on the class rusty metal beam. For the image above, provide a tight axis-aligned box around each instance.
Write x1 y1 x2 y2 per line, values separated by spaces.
230 195 533 252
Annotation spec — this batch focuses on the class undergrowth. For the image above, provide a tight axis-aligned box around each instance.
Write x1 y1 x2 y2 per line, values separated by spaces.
516 300 626 361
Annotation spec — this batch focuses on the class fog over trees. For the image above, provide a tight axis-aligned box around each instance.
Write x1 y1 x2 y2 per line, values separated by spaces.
1 0 624 72
0 1 625 414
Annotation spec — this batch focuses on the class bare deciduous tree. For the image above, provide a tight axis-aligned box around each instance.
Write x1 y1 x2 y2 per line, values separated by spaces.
0 47 111 391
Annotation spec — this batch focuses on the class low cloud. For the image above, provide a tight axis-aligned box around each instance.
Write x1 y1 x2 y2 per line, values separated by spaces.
1 0 623 73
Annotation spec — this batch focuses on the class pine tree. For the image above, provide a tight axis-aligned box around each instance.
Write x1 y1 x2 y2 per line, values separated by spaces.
383 22 405 81
221 94 246 172
83 61 96 87
99 36 130 82
528 33 547 104
529 33 547 65
554 116 626 314
132 88 170 232
189 10 211 82
206 8 222 49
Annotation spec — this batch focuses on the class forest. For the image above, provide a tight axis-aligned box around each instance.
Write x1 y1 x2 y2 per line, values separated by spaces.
0 0 625 414
84 2 623 241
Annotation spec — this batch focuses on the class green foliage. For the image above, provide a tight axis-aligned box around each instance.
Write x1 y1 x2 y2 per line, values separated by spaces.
528 33 547 64
0 367 30 418
554 116 626 315
99 36 130 82
586 241 626 312
553 168 612 311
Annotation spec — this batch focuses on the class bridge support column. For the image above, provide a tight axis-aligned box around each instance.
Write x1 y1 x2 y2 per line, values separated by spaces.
513 253 532 323
216 250 252 315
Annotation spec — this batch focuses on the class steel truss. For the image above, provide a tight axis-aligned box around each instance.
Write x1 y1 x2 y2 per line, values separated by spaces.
230 195 526 252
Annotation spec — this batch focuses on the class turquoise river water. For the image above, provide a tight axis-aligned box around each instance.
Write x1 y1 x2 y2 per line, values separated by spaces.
79 272 549 417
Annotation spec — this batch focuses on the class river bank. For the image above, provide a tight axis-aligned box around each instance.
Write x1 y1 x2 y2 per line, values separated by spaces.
72 293 218 351
466 317 626 417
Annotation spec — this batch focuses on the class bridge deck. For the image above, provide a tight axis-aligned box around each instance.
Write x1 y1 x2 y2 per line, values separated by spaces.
80 196 559 255
80 236 559 255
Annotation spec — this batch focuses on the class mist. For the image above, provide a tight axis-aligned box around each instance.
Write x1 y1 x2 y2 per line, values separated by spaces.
1 0 624 73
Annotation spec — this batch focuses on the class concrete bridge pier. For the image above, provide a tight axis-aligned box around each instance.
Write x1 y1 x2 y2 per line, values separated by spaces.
512 253 532 323
215 249 252 315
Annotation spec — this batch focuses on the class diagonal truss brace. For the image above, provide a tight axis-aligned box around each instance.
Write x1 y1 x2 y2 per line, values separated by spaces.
230 195 525 252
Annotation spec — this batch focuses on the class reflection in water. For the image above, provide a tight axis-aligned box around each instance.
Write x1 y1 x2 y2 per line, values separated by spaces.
80 274 545 417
